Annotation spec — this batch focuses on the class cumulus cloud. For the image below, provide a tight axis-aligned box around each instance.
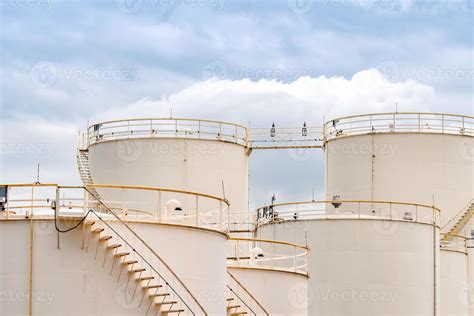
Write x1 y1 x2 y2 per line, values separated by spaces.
92 69 434 126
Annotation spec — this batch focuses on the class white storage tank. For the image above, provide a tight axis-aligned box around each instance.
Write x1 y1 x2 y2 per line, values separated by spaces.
440 235 469 316
80 118 250 227
255 200 440 316
324 112 473 225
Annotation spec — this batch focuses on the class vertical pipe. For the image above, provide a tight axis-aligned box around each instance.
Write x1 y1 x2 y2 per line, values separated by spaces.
29 185 34 316
195 195 199 227
157 190 162 222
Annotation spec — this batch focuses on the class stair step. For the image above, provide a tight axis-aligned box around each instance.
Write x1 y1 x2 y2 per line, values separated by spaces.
123 260 139 266
226 298 234 302
137 276 154 281
142 285 162 290
91 228 104 234
155 301 177 306
231 313 248 316
107 244 121 250
149 293 170 298
161 310 185 315
129 268 146 274
84 221 95 226
114 252 130 258
227 305 241 310
99 236 112 242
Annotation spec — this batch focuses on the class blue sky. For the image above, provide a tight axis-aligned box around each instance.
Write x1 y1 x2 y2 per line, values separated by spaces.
0 0 472 207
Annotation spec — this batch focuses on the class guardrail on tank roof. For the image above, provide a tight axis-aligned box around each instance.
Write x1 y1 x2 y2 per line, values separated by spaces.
227 237 308 276
0 183 231 232
324 112 473 141
255 200 441 228
79 118 248 149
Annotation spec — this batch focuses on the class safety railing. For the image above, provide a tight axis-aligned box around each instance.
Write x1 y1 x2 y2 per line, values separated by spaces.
249 125 324 149
255 200 441 227
226 270 269 316
440 234 467 254
441 199 474 235
0 183 208 315
227 237 308 275
0 183 231 232
80 118 248 149
324 112 474 141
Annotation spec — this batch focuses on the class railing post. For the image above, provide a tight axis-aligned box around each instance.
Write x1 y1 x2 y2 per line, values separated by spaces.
6 186 10 220
30 185 34 218
442 115 445 134
195 195 199 227
219 201 223 231
293 246 297 273
236 240 240 266
418 113 421 132
415 205 418 222
390 203 392 221
271 241 274 270
158 190 162 223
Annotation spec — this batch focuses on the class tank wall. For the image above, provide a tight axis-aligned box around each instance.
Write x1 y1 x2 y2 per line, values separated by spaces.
228 267 308 316
0 218 227 315
440 250 468 316
88 138 249 215
257 219 438 315
325 134 473 224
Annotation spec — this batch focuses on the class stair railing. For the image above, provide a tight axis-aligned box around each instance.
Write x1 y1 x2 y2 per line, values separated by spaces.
68 186 208 316
226 270 269 316
441 199 474 234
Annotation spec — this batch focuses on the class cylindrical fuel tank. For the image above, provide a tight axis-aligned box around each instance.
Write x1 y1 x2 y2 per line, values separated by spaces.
84 118 250 220
257 216 439 316
324 113 473 225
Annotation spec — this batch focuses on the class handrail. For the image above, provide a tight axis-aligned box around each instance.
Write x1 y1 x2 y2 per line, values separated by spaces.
82 187 208 315
227 270 270 316
88 117 248 131
441 199 474 232
440 233 468 254
255 200 441 228
324 112 473 141
81 117 248 149
227 237 309 276
256 199 441 213
229 237 308 250
86 184 230 205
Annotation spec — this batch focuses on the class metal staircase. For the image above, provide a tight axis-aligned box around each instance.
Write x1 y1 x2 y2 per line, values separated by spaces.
82 188 208 316
442 199 474 241
226 271 269 316
77 149 101 199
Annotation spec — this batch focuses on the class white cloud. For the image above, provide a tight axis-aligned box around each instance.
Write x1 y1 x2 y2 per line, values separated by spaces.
92 68 435 125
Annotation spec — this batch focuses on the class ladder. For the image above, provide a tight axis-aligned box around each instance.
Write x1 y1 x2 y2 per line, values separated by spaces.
76 149 101 199
442 200 474 241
